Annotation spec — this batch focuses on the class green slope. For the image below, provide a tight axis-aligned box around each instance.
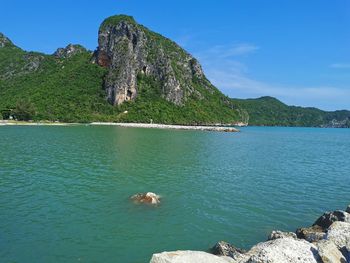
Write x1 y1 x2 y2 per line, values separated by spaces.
232 96 350 127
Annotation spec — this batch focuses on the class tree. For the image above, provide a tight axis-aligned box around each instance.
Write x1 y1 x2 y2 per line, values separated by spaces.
13 99 36 121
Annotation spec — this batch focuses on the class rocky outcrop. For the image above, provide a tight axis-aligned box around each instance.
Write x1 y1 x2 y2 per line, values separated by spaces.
212 241 247 261
150 250 235 263
296 225 325 243
267 230 297 240
326 221 350 260
316 240 347 263
0 33 13 48
246 237 321 263
92 15 213 106
130 192 160 205
149 205 350 263
313 210 350 229
53 44 87 59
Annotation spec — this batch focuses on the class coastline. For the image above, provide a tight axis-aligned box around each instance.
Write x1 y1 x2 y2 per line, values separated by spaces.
150 204 350 262
0 120 239 132
90 122 240 132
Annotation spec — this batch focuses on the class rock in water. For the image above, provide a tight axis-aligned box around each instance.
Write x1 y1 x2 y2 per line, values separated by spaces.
296 225 325 243
93 15 214 106
131 192 160 205
346 205 350 213
313 210 350 229
246 237 321 263
211 241 246 260
267 230 297 240
150 250 235 263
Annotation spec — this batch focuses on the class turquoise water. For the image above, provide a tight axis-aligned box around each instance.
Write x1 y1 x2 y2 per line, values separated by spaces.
0 126 349 263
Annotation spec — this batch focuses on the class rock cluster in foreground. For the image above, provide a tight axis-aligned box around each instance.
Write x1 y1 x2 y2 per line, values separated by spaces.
150 205 350 263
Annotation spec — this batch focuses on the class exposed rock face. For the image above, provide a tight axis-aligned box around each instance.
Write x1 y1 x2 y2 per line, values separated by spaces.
267 230 297 240
326 221 350 260
313 210 350 229
316 240 347 263
346 205 350 213
130 192 160 205
149 205 350 263
54 44 87 59
246 237 320 263
0 33 13 48
296 225 325 243
212 241 247 260
150 250 235 263
93 15 212 106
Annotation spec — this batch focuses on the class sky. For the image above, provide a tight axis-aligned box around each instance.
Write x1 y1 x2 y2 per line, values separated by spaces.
1 0 349 110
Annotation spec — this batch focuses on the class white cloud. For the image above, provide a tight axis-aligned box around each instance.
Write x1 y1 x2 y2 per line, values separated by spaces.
194 43 350 110
330 63 350 69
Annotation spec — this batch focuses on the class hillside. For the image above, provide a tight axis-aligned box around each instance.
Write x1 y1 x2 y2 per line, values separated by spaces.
0 16 244 124
232 96 350 128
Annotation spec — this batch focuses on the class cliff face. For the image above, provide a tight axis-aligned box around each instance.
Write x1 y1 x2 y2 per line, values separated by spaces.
93 15 212 106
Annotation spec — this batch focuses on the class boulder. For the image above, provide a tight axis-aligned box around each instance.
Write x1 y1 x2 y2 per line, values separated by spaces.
326 221 350 260
131 192 160 204
316 240 346 263
296 225 325 243
149 250 235 263
245 237 321 263
313 210 350 229
346 205 350 214
267 230 297 240
211 241 247 260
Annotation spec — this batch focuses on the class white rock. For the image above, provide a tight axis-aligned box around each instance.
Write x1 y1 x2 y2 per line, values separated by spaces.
326 221 350 260
149 250 235 263
316 240 346 263
246 237 320 263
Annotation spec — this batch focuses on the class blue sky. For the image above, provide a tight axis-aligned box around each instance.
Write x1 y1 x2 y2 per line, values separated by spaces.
1 0 349 110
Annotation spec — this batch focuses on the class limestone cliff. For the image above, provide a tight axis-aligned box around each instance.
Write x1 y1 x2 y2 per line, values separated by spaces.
93 15 214 106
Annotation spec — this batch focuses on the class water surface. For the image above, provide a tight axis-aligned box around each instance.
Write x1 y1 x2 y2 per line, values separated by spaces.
0 126 349 262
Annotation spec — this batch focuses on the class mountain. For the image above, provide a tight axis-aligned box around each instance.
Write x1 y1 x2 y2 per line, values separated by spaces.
232 96 350 128
0 15 348 127
0 15 244 124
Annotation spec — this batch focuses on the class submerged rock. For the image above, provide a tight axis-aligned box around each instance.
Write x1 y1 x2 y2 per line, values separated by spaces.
211 241 247 260
267 230 297 240
130 192 160 205
296 225 325 243
150 250 235 263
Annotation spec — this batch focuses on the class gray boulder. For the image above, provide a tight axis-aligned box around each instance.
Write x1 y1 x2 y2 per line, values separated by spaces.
296 225 325 243
326 221 350 261
346 205 350 214
149 250 236 263
246 237 320 263
313 210 350 229
267 230 297 240
316 240 347 263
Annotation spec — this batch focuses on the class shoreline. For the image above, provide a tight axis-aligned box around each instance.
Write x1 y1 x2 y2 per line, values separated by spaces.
0 120 239 132
90 122 240 132
150 204 350 262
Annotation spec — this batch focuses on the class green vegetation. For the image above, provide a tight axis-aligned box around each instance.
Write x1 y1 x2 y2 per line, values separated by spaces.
0 42 240 124
232 96 350 127
100 15 137 30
